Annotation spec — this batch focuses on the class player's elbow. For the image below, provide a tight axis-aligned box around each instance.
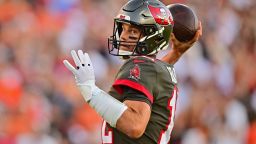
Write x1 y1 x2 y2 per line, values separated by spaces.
126 125 145 139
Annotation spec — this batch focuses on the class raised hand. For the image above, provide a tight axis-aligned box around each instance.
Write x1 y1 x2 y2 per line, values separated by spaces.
161 21 202 64
171 21 202 55
63 50 96 101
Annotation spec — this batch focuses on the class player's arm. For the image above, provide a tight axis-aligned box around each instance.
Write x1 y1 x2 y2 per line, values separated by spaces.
114 86 152 138
161 22 202 64
63 50 151 139
117 100 151 138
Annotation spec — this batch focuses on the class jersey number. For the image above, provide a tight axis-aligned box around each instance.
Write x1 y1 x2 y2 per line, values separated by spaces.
102 120 113 144
158 86 178 144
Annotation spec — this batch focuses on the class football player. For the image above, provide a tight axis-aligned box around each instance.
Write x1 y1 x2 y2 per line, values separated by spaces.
63 0 202 143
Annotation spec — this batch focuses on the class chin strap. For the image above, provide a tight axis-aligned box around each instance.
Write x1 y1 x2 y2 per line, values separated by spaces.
118 49 133 55
118 49 133 60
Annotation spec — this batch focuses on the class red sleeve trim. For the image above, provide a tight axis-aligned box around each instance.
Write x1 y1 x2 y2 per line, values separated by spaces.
113 79 154 103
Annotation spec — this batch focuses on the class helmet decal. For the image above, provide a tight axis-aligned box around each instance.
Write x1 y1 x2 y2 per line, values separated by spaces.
117 14 130 21
148 5 173 25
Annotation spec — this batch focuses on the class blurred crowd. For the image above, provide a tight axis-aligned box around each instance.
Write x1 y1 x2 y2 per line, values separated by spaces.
0 0 255 144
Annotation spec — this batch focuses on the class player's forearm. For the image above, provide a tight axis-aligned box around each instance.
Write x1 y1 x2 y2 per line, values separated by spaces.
161 49 182 65
88 87 149 138
85 87 128 127
116 102 150 138
116 109 145 138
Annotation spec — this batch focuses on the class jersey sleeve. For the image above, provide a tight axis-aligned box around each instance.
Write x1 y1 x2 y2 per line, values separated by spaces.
112 57 157 104
122 86 152 107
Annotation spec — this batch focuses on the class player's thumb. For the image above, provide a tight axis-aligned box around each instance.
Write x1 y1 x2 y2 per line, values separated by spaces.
63 60 76 74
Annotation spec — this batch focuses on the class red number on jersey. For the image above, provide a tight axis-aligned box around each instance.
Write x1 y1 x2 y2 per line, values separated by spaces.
101 120 113 144
158 86 178 144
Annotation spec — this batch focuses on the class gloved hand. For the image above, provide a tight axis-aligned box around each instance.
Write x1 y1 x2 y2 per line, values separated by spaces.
64 50 128 128
63 50 97 102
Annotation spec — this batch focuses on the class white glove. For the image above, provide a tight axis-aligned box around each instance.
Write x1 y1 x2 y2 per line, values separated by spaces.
63 50 97 102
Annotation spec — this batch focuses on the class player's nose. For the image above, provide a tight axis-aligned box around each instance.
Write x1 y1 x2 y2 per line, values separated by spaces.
120 30 129 41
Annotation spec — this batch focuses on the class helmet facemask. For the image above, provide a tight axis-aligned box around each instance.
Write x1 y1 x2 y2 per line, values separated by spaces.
108 20 171 58
108 20 145 58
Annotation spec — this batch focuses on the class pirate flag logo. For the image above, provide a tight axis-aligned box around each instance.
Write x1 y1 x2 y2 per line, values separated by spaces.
129 64 140 80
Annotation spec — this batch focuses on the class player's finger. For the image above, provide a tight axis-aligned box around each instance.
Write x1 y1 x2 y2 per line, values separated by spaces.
192 32 199 43
188 23 202 45
171 33 178 41
170 33 175 41
187 35 197 45
71 50 81 67
63 60 77 74
170 33 174 43
198 21 202 36
78 50 86 66
83 53 93 67
170 33 180 45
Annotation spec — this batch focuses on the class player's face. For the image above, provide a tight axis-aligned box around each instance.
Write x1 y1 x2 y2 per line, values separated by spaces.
119 23 143 52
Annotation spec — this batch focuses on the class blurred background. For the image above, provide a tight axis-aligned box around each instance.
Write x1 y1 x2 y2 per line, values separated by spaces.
0 0 255 144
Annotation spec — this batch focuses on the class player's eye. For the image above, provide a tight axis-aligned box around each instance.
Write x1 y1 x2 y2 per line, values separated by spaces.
129 29 139 35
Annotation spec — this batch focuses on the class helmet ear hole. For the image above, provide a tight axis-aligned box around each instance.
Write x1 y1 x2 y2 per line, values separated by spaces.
155 35 164 44
144 26 156 35
136 45 149 55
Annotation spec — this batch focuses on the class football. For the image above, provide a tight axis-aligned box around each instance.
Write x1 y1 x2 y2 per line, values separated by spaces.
167 3 199 42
